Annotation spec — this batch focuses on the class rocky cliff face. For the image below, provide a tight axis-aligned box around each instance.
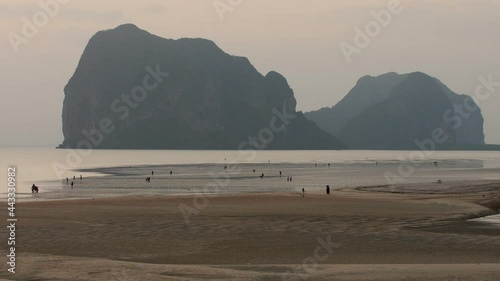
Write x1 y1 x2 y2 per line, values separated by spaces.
305 72 407 137
60 24 344 150
305 72 485 149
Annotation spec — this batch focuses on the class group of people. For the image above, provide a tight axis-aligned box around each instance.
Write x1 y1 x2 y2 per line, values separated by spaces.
251 168 333 197
253 169 293 181
32 174 84 194
66 175 82 189
301 185 331 198
145 170 173 182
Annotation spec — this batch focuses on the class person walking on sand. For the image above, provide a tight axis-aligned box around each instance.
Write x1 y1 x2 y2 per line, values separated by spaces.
71 181 74 189
66 177 69 184
80 175 82 181
326 185 330 195
302 188 305 198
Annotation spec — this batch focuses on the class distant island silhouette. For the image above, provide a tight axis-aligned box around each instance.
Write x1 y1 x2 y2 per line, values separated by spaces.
59 24 497 151
59 24 344 150
306 72 491 150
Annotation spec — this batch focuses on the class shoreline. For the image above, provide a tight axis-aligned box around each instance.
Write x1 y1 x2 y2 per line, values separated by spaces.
16 182 500 236
11 179 500 214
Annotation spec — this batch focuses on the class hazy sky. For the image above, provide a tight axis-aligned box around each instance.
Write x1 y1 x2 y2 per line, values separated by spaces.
1 0 499 146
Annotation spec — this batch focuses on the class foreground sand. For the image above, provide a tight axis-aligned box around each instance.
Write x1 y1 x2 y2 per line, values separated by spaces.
4 255 500 281
2 182 500 280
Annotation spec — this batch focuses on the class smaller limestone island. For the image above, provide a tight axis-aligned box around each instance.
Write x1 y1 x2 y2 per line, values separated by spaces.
306 72 487 150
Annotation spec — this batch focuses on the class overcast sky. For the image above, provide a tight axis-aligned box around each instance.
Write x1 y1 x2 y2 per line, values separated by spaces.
1 0 499 146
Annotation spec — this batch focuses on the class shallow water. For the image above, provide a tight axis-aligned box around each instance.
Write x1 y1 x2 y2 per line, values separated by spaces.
2 147 500 200
472 214 500 224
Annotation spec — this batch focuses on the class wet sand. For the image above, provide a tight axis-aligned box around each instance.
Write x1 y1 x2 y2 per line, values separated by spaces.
3 181 500 280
